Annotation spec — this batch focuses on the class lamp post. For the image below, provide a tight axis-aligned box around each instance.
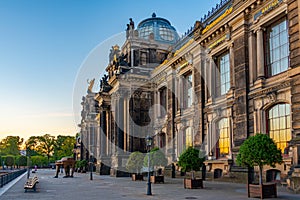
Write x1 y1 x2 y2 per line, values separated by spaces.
27 149 30 179
90 154 93 180
145 136 153 195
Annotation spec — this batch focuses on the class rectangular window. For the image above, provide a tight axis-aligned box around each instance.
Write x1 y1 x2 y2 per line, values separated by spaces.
159 87 167 117
183 73 193 108
215 52 230 96
265 18 289 76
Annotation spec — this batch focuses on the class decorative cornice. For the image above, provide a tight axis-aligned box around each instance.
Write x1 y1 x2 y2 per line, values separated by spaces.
249 80 291 98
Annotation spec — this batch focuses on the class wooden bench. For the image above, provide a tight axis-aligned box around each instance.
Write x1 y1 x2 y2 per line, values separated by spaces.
24 176 39 192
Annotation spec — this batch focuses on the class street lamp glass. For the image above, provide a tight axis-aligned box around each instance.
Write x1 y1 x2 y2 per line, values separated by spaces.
145 136 153 147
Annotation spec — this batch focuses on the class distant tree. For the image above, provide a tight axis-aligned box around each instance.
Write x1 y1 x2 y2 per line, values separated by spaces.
30 155 48 167
0 136 23 156
25 136 41 156
236 133 283 185
53 135 76 160
5 156 14 169
178 147 204 172
25 134 55 164
37 134 55 164
15 155 27 168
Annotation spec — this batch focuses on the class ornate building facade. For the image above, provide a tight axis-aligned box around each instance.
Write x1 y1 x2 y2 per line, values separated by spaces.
79 0 300 181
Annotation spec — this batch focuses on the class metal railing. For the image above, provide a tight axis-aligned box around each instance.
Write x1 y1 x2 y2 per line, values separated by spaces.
0 169 26 188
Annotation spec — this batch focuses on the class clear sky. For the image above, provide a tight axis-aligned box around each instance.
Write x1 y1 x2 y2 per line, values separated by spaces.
0 0 219 141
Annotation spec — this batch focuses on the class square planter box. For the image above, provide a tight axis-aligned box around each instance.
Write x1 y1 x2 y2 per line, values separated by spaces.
132 174 144 181
184 178 203 189
248 183 277 199
150 175 164 183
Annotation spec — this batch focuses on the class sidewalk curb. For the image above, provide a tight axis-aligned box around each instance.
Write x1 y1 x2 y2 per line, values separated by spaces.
0 171 27 197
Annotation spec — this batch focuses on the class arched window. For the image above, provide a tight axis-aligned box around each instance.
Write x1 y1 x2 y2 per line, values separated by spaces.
267 104 291 153
183 127 193 151
216 118 230 156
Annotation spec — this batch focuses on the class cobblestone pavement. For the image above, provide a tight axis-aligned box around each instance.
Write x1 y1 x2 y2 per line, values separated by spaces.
0 169 299 200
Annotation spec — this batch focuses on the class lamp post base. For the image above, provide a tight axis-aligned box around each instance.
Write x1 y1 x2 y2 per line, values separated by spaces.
147 181 152 195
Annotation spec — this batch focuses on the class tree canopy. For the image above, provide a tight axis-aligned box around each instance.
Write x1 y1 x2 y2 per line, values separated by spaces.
178 147 204 172
25 134 76 164
236 133 283 184
25 134 55 163
143 147 168 170
0 136 23 156
126 151 144 174
53 135 76 160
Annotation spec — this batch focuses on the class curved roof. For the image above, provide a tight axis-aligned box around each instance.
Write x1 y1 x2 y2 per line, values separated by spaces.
137 13 179 44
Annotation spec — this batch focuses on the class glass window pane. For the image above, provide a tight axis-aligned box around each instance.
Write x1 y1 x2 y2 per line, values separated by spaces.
280 118 286 129
280 31 288 45
279 21 286 32
273 106 279 117
273 35 280 48
286 116 291 128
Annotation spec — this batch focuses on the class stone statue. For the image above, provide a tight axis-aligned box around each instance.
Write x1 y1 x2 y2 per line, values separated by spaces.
126 24 130 38
129 18 134 30
87 78 95 92
118 53 129 67
109 45 120 62
100 74 110 91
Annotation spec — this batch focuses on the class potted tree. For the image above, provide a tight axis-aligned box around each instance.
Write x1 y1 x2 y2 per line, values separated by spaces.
236 133 282 199
143 147 168 183
178 147 205 189
126 151 144 181
80 160 88 173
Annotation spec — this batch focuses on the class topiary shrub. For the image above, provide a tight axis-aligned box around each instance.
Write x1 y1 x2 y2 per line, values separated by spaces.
178 147 204 173
126 151 144 174
143 147 168 174
236 133 283 185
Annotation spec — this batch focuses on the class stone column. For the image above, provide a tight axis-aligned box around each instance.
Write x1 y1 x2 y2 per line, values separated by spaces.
100 110 107 156
256 28 265 79
178 77 183 110
107 111 111 156
253 109 257 134
123 96 130 152
249 31 257 85
117 97 124 153
175 78 179 111
229 43 235 89
158 90 161 116
207 58 212 99
207 121 213 159
131 48 134 67
201 54 208 102
96 123 100 159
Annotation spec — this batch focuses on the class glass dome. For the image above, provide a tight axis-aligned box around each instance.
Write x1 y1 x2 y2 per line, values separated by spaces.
137 13 179 44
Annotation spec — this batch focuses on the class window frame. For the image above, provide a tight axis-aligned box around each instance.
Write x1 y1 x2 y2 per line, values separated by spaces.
216 118 230 158
266 103 291 153
264 17 289 77
183 72 193 109
159 87 167 117
214 51 230 97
